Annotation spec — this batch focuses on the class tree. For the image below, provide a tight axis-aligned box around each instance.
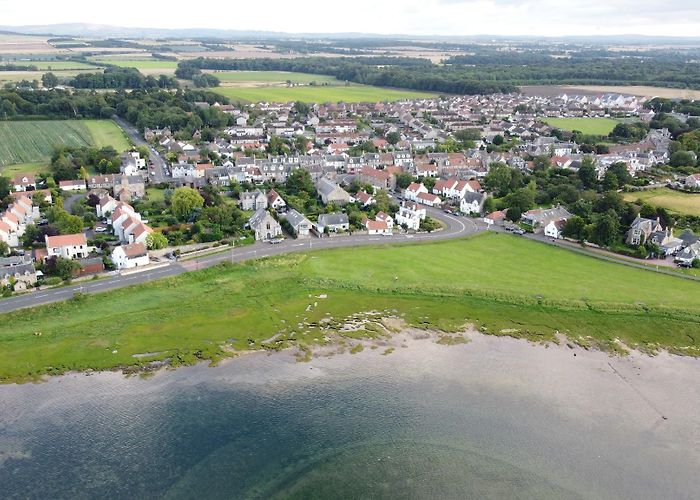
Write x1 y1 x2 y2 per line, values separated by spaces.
484 162 513 197
506 207 521 222
46 256 81 281
504 186 535 214
171 187 204 221
386 132 401 145
22 224 40 247
395 172 414 190
41 72 59 88
670 151 697 167
607 162 633 187
286 169 315 197
492 134 504 145
419 217 440 232
146 232 168 250
562 216 586 240
592 210 620 246
577 156 598 189
0 175 11 201
602 171 619 191
0 241 9 257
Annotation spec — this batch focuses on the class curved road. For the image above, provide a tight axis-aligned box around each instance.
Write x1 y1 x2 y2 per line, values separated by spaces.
0 208 480 314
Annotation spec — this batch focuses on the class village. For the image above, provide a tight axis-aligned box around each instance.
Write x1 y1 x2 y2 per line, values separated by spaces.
1 90 700 296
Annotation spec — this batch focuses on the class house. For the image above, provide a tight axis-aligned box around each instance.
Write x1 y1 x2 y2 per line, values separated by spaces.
316 178 351 205
13 174 36 192
239 190 268 211
284 209 313 238
113 175 145 202
358 167 395 191
685 173 700 188
483 210 506 226
544 219 568 239
45 233 88 260
248 208 282 241
0 257 36 291
375 211 394 228
395 201 426 230
522 206 573 229
676 241 700 265
354 190 375 207
130 223 153 245
625 216 663 246
59 179 86 191
416 192 442 207
316 213 349 233
97 195 118 218
404 182 428 202
111 242 150 270
363 218 392 235
459 192 486 215
267 189 287 212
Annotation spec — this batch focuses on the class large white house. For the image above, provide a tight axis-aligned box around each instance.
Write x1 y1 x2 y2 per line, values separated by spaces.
395 201 426 231
45 233 88 260
404 182 428 202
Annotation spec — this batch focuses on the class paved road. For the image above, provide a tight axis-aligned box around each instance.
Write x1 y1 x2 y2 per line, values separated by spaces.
63 193 84 215
112 115 168 184
0 208 479 314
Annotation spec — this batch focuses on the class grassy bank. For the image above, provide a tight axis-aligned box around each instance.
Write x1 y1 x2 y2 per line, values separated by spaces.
542 117 620 135
623 188 700 217
1 232 699 383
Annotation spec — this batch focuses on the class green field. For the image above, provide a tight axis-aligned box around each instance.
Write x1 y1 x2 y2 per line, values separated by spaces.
212 71 339 84
31 61 101 70
90 58 178 72
213 84 437 103
623 188 700 217
0 119 130 167
542 117 620 135
0 70 85 85
1 232 699 383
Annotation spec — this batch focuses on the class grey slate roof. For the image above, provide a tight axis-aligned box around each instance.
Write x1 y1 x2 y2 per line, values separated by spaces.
318 213 349 226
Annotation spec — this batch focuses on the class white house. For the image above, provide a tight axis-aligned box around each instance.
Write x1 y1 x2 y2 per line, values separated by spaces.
395 201 426 231
97 195 118 218
59 180 86 191
375 211 394 228
45 233 88 260
544 219 568 239
416 192 442 207
364 218 392 235
459 192 485 215
404 182 428 201
112 242 150 270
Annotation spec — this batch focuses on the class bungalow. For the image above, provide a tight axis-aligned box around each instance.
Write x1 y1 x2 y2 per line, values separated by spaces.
316 178 351 205
240 190 268 211
59 179 86 192
267 189 287 212
354 190 375 207
459 192 485 215
483 210 506 226
111 242 150 270
13 174 36 192
404 182 428 202
676 241 700 265
248 208 282 241
316 213 349 233
45 233 88 260
284 209 313 238
522 206 573 229
416 192 442 207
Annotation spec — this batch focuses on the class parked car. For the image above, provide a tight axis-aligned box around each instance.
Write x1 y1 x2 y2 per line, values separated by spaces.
269 238 284 244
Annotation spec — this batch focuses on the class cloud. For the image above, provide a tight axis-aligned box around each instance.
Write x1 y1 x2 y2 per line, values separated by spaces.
0 0 699 37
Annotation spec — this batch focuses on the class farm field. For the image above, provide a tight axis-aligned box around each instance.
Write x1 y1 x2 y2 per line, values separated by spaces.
30 61 101 70
0 70 85 85
0 119 130 167
542 117 620 135
0 162 48 177
89 58 178 74
623 188 700 217
2 232 699 383
210 71 339 85
213 84 437 103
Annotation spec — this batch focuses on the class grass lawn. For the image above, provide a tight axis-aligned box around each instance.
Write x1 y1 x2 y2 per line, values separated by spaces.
623 188 700 217
212 71 339 85
0 119 130 167
542 117 620 136
213 84 437 103
146 187 167 203
1 232 699 383
0 162 49 177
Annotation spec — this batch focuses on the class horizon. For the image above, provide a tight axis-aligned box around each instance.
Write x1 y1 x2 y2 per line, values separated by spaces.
1 0 700 38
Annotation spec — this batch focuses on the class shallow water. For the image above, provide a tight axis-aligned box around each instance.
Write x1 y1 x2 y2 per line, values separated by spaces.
1 335 699 499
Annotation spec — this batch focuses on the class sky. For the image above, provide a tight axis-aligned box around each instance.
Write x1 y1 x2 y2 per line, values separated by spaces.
1 0 699 37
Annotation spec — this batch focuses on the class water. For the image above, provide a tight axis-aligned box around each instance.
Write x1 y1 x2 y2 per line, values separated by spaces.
1 336 699 499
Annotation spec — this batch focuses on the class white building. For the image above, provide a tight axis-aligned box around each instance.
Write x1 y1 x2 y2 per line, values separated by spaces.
45 233 88 260
112 242 150 270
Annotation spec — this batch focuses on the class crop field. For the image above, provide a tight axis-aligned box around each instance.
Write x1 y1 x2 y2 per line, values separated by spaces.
30 61 101 70
213 84 437 103
89 58 178 74
2 232 699 382
542 117 620 135
0 70 85 85
623 188 700 216
0 120 130 167
211 71 339 85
